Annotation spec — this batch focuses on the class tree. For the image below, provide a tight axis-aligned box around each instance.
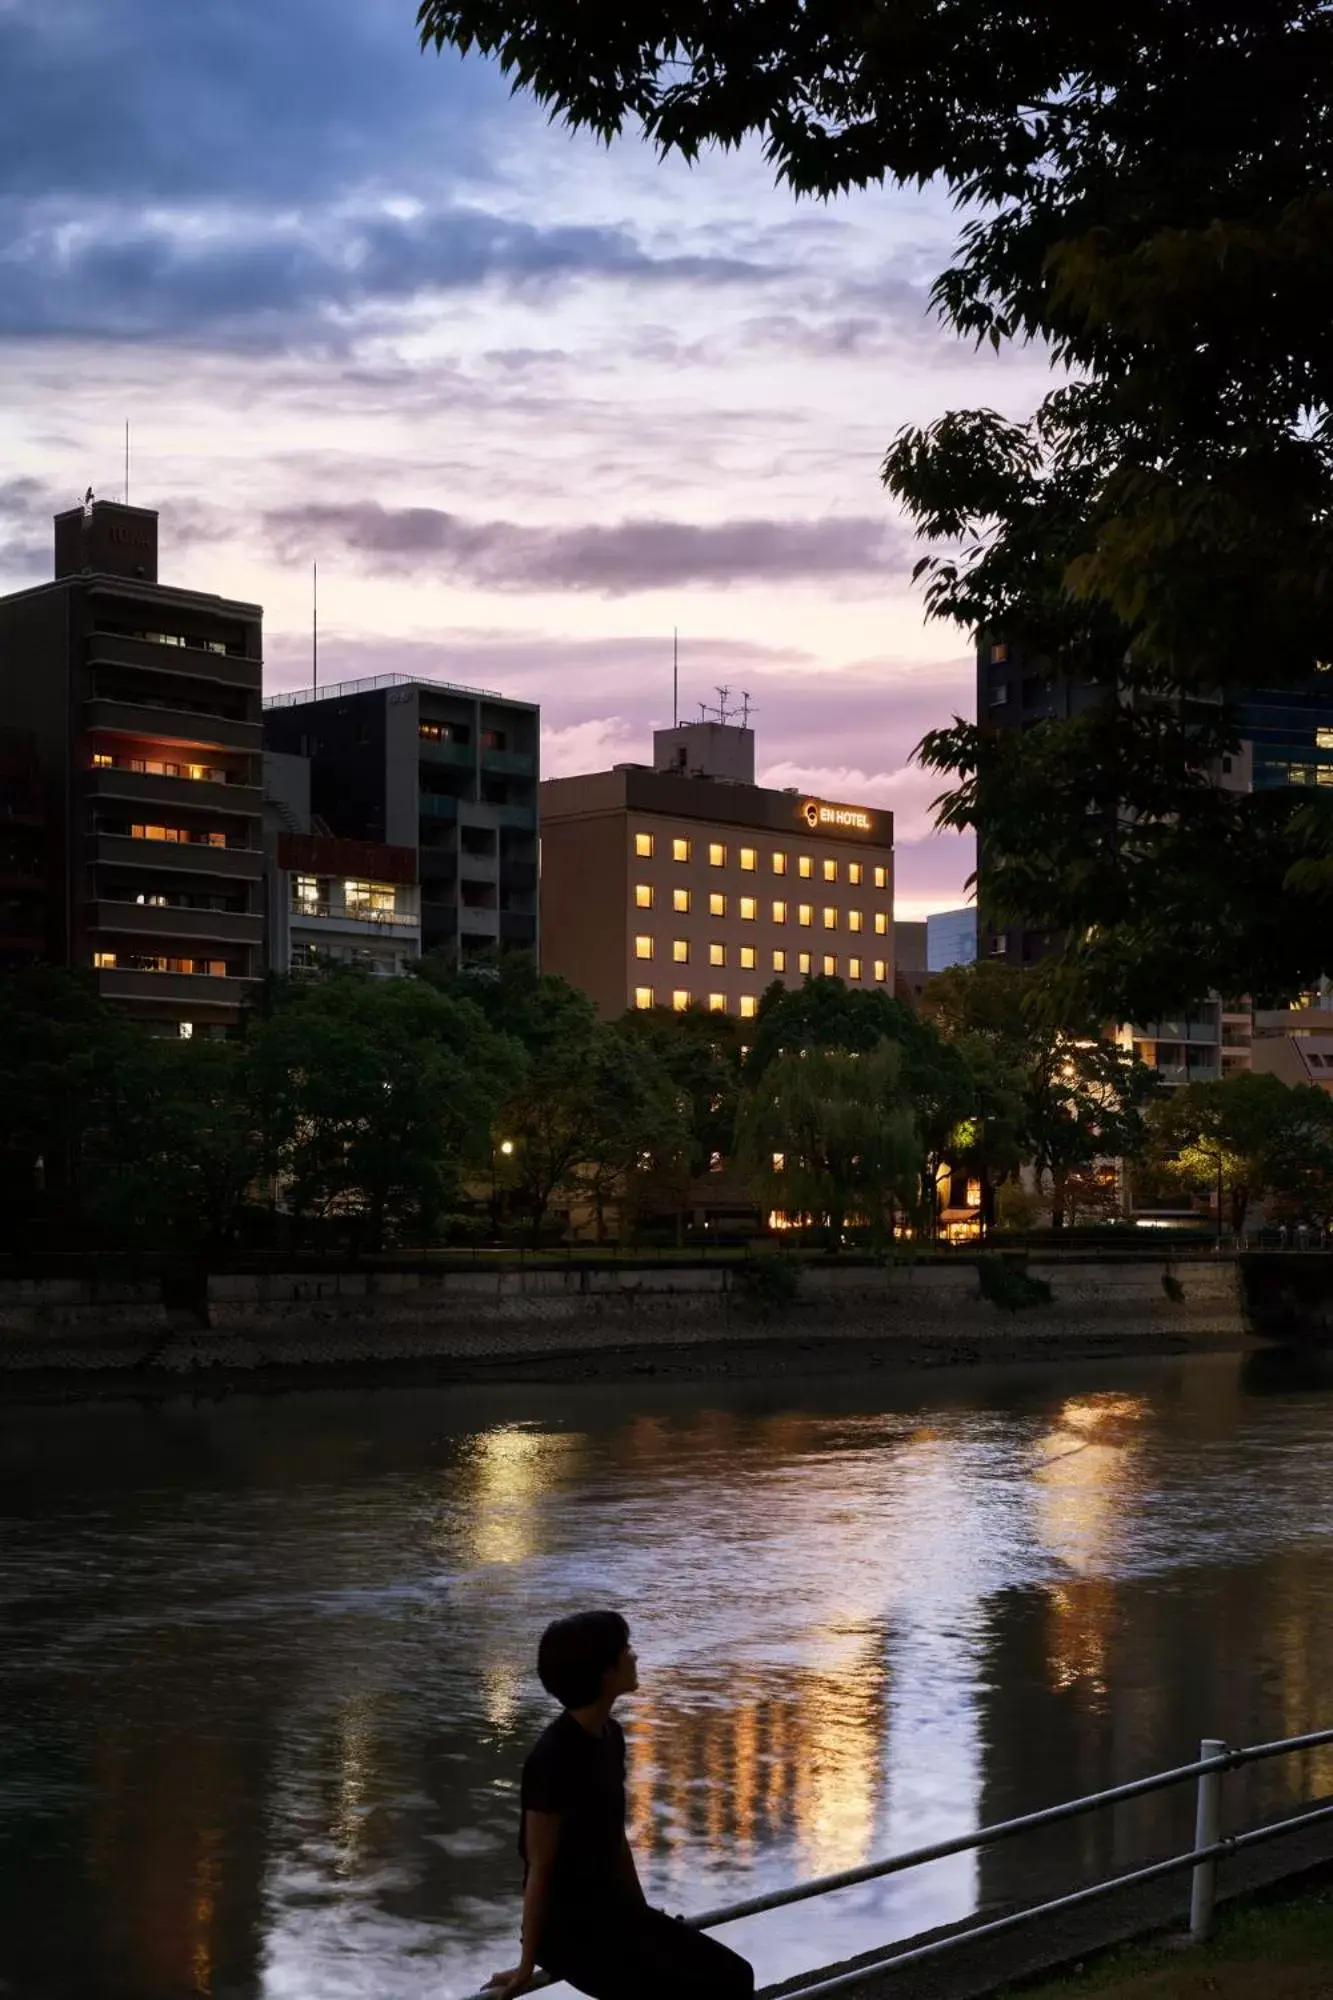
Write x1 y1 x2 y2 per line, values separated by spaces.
85 1036 262 1251
615 1003 746 1237
747 976 974 1230
0 968 124 1246
419 0 1333 1012
736 1039 919 1244
1146 1072 1333 1237
574 1022 689 1242
250 972 518 1248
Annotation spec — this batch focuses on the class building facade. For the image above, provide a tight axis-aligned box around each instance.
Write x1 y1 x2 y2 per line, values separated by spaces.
894 920 928 1007
0 501 264 1032
0 730 47 970
263 674 538 967
926 906 977 975
262 750 419 977
540 723 894 1019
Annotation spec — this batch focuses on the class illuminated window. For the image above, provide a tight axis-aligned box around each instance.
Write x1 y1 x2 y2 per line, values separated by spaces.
636 832 655 857
823 858 837 883
798 855 813 879
874 866 887 888
93 951 117 969
178 1021 194 1040
293 874 321 911
740 896 757 921
709 993 727 1012
823 954 837 976
739 995 757 1020
740 945 757 969
673 887 690 913
635 935 655 959
797 903 812 927
772 852 788 876
873 959 887 982
991 642 1009 664
1319 727 1333 749
635 883 654 908
798 951 812 975
709 842 726 867
672 989 691 1012
91 750 113 767
740 847 757 872
874 912 888 935
823 906 837 929
673 837 691 862
635 986 654 1009
849 956 862 980
345 879 396 917
673 939 690 963
773 948 788 973
848 909 863 933
709 891 726 917
772 899 788 924
849 862 863 886
709 942 726 966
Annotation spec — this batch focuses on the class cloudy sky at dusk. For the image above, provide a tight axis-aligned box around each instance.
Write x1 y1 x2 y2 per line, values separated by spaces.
0 0 1055 918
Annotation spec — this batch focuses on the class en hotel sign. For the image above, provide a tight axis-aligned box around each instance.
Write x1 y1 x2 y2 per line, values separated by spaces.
802 798 872 835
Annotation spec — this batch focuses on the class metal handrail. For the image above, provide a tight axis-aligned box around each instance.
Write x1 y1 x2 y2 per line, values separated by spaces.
470 1724 1333 1998
264 672 501 708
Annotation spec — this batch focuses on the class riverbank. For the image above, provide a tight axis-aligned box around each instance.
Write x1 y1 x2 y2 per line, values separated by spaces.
0 1254 1252 1398
995 1876 1333 1998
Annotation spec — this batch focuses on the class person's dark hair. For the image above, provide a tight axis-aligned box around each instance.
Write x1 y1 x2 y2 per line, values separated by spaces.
537 1611 630 1709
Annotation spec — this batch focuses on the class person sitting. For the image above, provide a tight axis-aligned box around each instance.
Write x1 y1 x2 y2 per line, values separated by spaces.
487 1610 754 2000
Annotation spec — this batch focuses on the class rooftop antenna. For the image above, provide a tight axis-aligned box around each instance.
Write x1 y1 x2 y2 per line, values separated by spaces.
740 690 756 728
715 685 731 726
124 422 130 506
673 627 679 728
312 561 318 695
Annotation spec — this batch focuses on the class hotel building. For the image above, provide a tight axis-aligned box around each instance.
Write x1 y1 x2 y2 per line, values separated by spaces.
540 722 894 1019
0 500 264 1033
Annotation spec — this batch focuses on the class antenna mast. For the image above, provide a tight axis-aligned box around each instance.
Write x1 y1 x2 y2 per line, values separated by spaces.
312 562 318 694
124 422 130 505
673 627 678 728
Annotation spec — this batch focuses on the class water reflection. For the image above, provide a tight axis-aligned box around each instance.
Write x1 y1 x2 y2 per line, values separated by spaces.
0 1357 1332 1999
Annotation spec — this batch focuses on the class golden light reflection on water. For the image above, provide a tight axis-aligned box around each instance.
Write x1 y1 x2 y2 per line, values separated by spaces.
1034 1393 1149 1579
626 1631 888 1880
330 1694 377 1874
461 1424 580 1568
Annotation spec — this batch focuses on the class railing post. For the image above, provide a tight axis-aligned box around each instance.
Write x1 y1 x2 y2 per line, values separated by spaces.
1189 1738 1226 1942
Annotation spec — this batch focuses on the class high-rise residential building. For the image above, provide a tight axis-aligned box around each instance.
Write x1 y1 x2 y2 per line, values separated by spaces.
540 721 894 1019
926 906 977 974
0 730 47 970
0 500 264 1033
263 674 539 966
262 751 420 978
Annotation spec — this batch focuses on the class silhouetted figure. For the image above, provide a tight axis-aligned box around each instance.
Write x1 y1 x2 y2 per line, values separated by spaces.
488 1611 753 2000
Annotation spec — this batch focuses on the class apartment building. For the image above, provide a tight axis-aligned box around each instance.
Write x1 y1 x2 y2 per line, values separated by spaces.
263 675 538 966
263 750 420 977
540 722 894 1019
0 500 264 1032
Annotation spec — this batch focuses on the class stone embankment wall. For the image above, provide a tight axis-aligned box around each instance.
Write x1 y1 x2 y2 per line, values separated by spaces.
0 1256 1248 1379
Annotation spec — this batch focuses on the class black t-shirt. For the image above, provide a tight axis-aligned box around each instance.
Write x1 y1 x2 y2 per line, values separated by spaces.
519 1710 627 1898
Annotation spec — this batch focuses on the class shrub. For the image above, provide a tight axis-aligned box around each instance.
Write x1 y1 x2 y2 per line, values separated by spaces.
730 1252 801 1314
1162 1271 1186 1303
976 1255 1053 1312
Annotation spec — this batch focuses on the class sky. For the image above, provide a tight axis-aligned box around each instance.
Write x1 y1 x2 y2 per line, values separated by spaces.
0 0 1055 919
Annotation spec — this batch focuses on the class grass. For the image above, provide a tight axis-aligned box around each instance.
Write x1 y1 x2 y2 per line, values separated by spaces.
998 1885 1333 1998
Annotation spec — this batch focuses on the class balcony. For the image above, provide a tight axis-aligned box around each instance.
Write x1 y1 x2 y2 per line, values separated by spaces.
87 630 260 689
93 833 262 880
88 901 263 947
481 747 535 777
486 801 538 831
419 793 459 823
289 903 419 938
457 848 498 881
94 966 253 1011
501 859 538 893
500 911 537 945
419 738 474 769
86 695 261 754
85 766 261 817
417 849 457 886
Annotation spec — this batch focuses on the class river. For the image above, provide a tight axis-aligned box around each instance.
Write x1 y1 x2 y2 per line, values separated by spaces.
2 1351 1332 2000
